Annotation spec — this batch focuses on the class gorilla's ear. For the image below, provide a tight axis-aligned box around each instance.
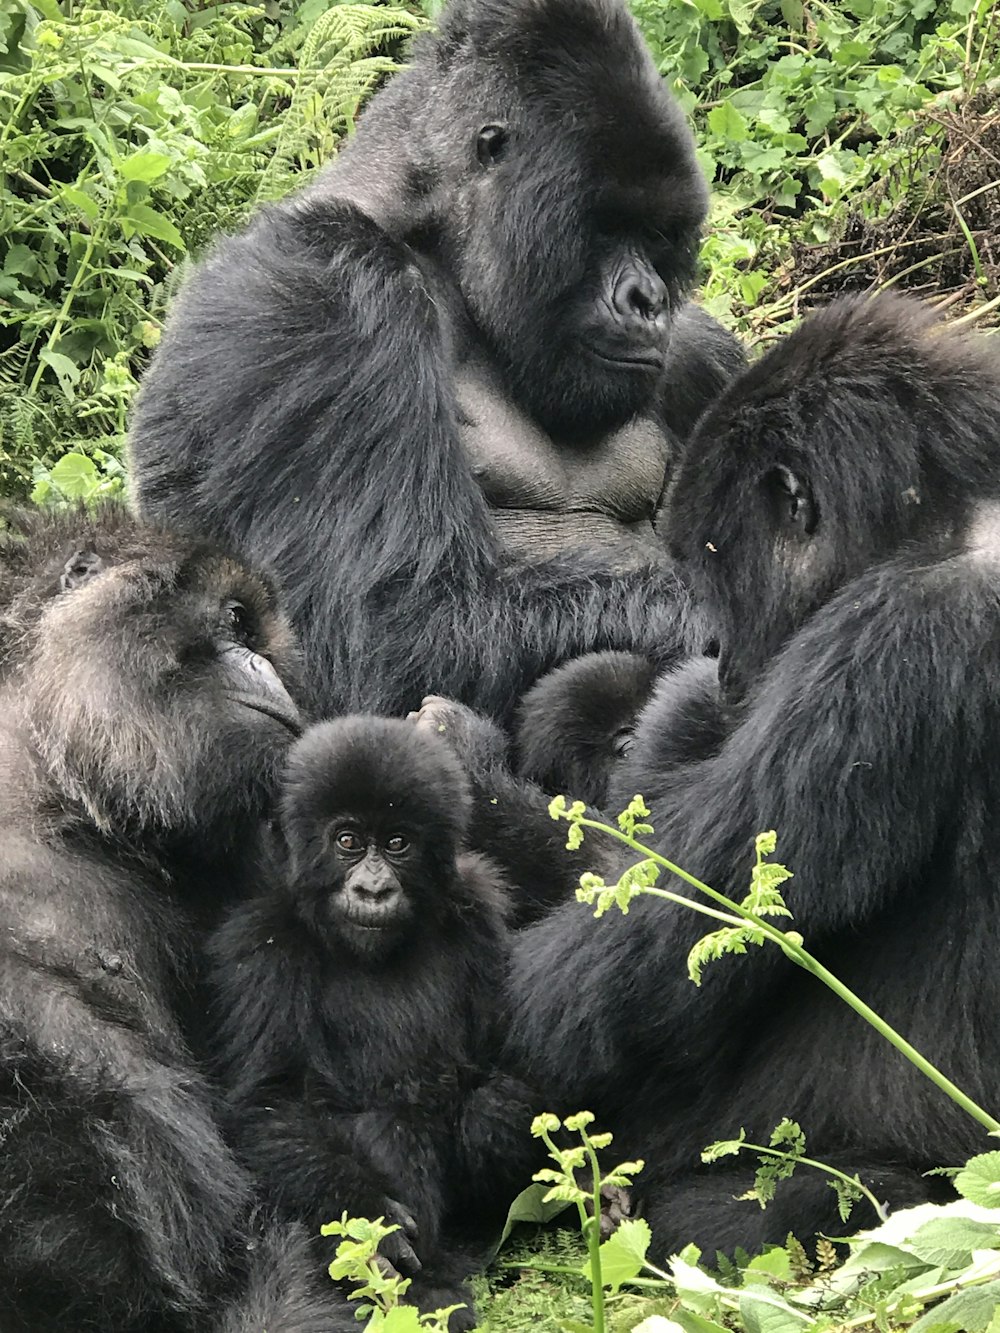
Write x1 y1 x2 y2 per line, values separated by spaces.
60 548 106 593
764 466 817 536
475 124 509 168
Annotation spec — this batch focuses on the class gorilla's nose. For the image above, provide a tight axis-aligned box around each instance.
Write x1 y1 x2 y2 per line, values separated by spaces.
614 269 668 323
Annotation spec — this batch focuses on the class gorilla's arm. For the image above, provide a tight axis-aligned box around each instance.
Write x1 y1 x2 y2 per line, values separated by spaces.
130 198 698 720
507 561 966 1099
412 698 619 924
0 842 249 1319
613 654 730 785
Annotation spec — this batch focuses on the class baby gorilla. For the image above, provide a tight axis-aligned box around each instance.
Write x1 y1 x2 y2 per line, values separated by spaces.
515 651 659 808
209 717 539 1330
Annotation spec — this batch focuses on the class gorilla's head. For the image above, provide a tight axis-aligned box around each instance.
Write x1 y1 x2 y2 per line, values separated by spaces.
662 294 1000 705
336 0 708 436
13 517 304 847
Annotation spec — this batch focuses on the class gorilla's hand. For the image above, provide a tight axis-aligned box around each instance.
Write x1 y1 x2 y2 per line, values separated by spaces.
374 1197 422 1277
409 695 509 783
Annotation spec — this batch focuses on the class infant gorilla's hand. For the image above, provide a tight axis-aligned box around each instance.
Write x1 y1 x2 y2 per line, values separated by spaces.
408 696 509 781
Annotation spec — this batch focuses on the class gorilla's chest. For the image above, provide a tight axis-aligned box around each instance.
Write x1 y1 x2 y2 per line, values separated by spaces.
454 365 671 567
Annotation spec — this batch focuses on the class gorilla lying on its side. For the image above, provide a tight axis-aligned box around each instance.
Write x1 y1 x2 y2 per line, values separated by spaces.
210 718 538 1331
515 651 659 808
0 508 352 1331
413 294 1000 1255
130 0 740 721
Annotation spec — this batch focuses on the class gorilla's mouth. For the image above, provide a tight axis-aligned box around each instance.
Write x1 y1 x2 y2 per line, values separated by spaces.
231 694 303 736
586 345 665 372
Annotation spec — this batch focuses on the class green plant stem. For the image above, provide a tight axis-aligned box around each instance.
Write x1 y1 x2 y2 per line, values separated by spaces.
567 814 1000 1136
584 1136 607 1333
734 1142 888 1222
28 217 104 396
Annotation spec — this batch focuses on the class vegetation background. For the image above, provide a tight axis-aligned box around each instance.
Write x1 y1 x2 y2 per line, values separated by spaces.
2 2 1000 1328
0 0 997 502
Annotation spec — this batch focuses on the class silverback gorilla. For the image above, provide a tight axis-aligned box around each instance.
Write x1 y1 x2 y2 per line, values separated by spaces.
414 294 1000 1256
0 507 355 1331
129 0 741 719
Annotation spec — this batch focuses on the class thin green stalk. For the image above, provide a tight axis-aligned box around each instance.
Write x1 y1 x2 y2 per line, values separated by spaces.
567 815 1000 1135
736 1142 887 1222
28 217 105 396
583 1136 607 1333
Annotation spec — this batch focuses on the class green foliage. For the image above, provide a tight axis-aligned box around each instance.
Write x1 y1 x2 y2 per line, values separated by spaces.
630 0 1000 332
686 830 793 985
321 1212 463 1330
0 0 427 501
701 1120 880 1224
529 1111 646 1332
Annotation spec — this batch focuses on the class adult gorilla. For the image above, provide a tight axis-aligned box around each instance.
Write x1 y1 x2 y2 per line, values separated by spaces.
413 295 1000 1255
129 0 740 720
0 507 352 1331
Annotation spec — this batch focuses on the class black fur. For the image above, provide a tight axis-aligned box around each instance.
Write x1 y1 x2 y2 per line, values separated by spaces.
418 296 1000 1256
0 507 350 1330
128 0 741 720
515 651 659 807
209 717 540 1330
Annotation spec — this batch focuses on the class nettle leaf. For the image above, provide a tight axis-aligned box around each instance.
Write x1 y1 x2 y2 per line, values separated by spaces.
738 1292 812 1333
707 102 749 141
907 1215 1000 1268
581 1217 652 1294
119 150 173 183
909 1278 1000 1333
48 452 98 496
955 1153 1000 1208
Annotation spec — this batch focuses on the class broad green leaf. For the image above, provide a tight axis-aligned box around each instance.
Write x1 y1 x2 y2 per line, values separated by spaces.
581 1217 651 1294
121 205 186 251
669 1250 729 1315
59 186 101 225
38 352 81 403
369 1307 424 1331
907 1215 1000 1268
745 1247 793 1282
497 1182 570 1247
956 1153 1000 1208
707 103 749 142
671 1311 731 1333
120 151 173 184
49 453 99 497
3 244 36 276
739 1292 812 1333
909 1278 1000 1333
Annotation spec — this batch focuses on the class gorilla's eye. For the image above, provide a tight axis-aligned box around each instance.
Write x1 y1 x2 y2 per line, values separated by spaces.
336 830 365 854
224 600 253 646
475 124 508 168
612 729 634 759
385 834 409 855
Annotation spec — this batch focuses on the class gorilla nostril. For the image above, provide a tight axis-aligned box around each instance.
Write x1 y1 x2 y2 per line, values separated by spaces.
614 271 668 323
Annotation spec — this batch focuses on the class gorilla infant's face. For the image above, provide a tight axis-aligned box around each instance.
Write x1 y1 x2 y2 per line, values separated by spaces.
279 717 473 961
23 541 303 843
